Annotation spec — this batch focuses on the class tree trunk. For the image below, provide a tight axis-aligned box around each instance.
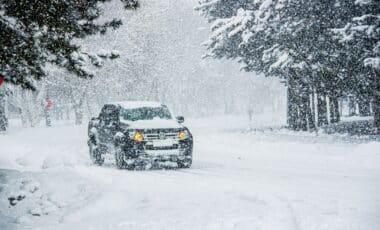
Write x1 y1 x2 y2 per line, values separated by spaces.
0 93 7 131
287 71 314 132
358 97 371 116
307 92 316 131
299 93 315 131
311 89 316 127
348 96 356 116
20 90 28 127
329 95 340 123
22 91 35 126
298 100 308 131
74 107 83 125
69 89 86 125
317 93 328 126
373 68 380 135
30 90 41 127
65 106 70 120
333 96 340 123
86 93 93 118
44 109 51 127
72 100 84 125
287 80 298 130
298 85 315 131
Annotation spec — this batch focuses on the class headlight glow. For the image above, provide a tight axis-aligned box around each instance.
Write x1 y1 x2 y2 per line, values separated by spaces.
178 130 188 140
133 131 144 142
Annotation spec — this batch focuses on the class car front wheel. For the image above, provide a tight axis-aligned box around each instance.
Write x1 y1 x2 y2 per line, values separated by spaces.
178 158 192 168
115 146 136 170
88 138 105 166
115 146 127 169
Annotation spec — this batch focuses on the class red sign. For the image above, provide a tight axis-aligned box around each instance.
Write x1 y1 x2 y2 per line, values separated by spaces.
44 98 53 110
0 75 4 86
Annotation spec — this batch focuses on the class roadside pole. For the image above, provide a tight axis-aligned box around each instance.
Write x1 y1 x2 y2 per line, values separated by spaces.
43 98 53 127
0 75 7 131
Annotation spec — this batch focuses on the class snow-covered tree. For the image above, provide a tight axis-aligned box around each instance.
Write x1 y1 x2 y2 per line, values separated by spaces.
334 0 380 133
196 0 253 22
0 0 138 89
197 0 378 132
0 0 138 130
197 1 318 130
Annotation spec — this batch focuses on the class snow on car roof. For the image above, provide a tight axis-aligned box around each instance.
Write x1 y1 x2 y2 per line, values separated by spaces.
109 101 164 109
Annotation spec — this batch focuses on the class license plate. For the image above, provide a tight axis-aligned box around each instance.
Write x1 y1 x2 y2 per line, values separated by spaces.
146 150 179 156
152 139 175 147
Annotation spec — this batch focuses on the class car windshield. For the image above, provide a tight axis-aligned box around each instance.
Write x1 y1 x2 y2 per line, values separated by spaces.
119 106 172 121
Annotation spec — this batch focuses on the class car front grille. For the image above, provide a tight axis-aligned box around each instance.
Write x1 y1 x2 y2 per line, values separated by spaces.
144 132 178 141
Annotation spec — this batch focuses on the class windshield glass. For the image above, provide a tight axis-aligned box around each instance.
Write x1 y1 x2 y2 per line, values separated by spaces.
119 106 172 121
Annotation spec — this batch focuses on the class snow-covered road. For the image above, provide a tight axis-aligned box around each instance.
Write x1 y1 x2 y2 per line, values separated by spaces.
1 116 380 230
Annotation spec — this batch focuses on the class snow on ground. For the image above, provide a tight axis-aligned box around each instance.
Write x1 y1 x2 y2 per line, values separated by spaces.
1 115 380 230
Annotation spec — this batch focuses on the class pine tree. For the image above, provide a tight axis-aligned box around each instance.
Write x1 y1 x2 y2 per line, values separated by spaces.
197 1 341 130
0 0 139 90
196 0 253 21
335 0 380 133
197 0 377 132
0 0 138 131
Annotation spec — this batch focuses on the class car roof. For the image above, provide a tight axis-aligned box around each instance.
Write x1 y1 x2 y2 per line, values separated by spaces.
108 101 164 109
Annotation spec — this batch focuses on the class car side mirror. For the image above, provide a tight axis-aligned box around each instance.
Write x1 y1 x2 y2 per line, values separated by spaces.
176 116 185 124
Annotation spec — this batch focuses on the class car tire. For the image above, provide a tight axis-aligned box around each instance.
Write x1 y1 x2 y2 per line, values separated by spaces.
178 158 192 168
115 146 127 169
88 138 105 166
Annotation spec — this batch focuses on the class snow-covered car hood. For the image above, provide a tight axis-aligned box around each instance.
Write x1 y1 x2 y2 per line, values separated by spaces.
122 118 183 130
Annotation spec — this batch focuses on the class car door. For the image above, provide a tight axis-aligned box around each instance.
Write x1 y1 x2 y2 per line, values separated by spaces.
98 105 120 145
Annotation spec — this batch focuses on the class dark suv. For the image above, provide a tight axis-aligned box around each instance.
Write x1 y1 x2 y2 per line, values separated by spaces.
87 101 193 169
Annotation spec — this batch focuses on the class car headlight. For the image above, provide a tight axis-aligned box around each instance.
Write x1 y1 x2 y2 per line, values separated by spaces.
178 130 189 140
133 131 144 142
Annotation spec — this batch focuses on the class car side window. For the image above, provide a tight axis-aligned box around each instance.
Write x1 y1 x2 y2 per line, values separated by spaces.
100 105 119 124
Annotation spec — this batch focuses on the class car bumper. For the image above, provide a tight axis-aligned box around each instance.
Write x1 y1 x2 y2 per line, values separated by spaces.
123 139 193 165
122 150 192 168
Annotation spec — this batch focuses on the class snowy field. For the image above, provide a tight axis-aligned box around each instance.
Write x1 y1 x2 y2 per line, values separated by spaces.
1 116 380 230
